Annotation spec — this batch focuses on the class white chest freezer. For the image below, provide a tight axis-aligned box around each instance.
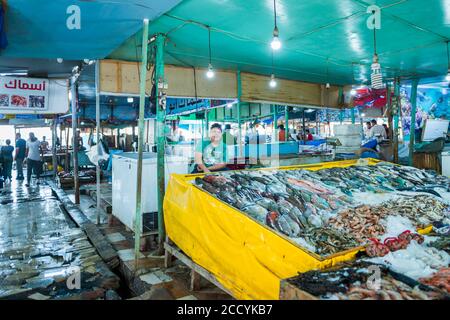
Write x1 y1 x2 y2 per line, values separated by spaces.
112 152 189 231
442 150 450 178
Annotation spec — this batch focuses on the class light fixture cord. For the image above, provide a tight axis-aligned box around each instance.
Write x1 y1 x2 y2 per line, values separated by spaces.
271 49 274 75
372 11 377 55
273 0 277 28
208 27 212 65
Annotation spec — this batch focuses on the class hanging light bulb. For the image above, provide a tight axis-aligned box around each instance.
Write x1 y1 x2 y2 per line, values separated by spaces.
206 63 215 79
371 53 384 89
369 10 384 89
270 0 281 50
446 71 450 82
350 88 357 96
269 74 277 88
206 27 215 79
271 27 281 50
326 83 330 89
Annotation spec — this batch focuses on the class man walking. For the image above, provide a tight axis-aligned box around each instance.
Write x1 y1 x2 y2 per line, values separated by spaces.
25 132 42 187
1 139 14 183
15 132 26 180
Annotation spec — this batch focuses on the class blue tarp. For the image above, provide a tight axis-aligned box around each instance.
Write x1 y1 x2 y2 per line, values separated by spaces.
3 0 181 59
0 3 7 49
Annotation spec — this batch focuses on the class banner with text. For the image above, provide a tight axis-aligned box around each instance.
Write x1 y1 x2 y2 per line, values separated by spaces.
0 77 49 111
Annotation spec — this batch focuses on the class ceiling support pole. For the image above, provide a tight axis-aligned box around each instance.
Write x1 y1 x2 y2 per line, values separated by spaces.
134 19 149 263
237 71 243 157
408 79 419 166
95 60 101 225
155 34 167 253
70 79 80 204
285 106 289 142
52 115 58 179
393 78 401 164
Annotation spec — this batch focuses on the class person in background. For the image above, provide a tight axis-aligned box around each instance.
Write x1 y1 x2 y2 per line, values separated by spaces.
192 123 227 173
369 119 387 142
305 129 313 141
76 130 84 148
223 124 237 145
25 132 42 187
41 136 49 153
364 121 372 139
1 139 14 183
278 124 286 142
382 124 390 139
15 132 26 180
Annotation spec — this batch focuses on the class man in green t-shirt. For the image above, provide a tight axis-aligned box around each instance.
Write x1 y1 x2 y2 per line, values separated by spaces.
192 123 228 173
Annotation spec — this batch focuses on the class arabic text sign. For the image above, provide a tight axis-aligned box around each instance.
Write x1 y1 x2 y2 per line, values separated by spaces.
0 77 49 111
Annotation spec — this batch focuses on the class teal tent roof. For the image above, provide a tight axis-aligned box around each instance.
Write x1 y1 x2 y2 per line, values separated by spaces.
109 0 450 85
2 0 181 60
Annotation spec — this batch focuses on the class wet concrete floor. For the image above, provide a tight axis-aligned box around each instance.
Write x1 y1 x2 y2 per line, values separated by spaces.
0 179 120 300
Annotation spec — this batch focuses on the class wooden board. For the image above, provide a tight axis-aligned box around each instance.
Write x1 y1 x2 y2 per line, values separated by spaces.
240 72 342 108
99 60 237 98
165 65 237 99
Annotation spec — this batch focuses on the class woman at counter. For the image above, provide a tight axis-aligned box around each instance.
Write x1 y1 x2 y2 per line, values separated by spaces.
191 123 228 174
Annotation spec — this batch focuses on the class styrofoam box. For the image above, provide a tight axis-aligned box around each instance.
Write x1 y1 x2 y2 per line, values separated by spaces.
336 135 362 147
333 124 362 136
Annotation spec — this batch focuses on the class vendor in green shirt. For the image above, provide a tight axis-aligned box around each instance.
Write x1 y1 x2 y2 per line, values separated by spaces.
192 123 228 173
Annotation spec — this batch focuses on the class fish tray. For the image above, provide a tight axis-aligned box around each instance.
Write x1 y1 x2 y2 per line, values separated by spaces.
280 261 449 300
164 159 390 300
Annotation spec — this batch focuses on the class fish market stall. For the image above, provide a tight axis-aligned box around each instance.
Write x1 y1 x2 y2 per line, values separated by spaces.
164 158 450 299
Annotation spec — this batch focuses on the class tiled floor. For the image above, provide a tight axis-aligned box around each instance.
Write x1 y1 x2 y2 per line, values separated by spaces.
0 179 120 300
66 180 233 300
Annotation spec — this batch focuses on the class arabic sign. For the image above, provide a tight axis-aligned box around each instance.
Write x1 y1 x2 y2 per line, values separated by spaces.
0 77 49 111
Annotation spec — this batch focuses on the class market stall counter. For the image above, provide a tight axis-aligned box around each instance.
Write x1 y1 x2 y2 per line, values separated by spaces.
164 159 450 300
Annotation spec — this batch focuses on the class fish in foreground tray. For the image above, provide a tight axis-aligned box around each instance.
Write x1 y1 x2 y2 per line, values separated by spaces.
302 227 359 256
288 261 446 300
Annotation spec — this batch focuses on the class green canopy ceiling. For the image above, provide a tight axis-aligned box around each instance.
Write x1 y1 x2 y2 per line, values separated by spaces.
108 0 450 86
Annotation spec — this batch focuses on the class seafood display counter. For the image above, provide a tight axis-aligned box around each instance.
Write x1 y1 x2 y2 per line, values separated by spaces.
163 159 450 300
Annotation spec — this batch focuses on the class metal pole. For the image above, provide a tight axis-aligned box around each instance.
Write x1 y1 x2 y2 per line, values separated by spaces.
408 79 419 166
52 115 58 178
237 71 242 157
70 80 80 204
302 108 306 144
155 34 166 252
134 19 149 261
284 106 289 141
393 78 400 164
95 60 101 225
273 105 277 141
